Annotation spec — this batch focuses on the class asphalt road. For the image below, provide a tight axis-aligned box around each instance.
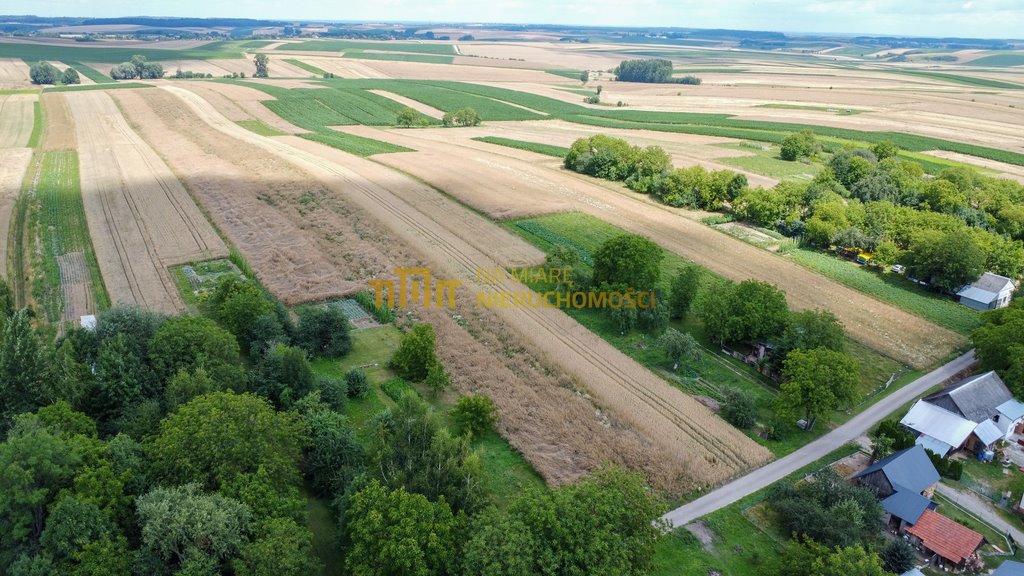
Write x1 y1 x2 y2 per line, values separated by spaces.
934 482 1024 545
661 349 977 528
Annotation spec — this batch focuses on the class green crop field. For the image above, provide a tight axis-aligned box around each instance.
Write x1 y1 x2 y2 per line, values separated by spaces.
0 40 253 63
964 53 1024 67
343 52 454 64
26 100 42 148
472 136 568 157
301 131 414 157
276 40 457 55
31 151 109 321
283 58 327 76
786 249 982 335
65 62 115 83
883 69 1024 89
544 69 585 80
263 96 349 130
236 120 287 136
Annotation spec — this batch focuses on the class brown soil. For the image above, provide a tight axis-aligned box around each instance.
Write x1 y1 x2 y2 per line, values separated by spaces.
168 81 307 134
0 58 31 89
64 90 226 313
40 92 75 151
367 90 445 118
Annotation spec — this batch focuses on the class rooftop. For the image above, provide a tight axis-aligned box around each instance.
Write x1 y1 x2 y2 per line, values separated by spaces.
906 509 985 565
900 400 977 453
881 488 935 525
852 445 939 494
993 560 1024 576
923 371 1012 424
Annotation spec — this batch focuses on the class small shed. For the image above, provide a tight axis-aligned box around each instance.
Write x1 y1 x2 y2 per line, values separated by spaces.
905 509 985 571
80 314 97 331
899 569 926 576
957 272 1016 310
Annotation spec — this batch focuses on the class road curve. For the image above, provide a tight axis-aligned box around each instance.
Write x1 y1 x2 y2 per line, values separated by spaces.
662 349 977 528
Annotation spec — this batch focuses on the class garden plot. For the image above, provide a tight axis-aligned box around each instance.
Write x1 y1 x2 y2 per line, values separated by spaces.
63 90 227 313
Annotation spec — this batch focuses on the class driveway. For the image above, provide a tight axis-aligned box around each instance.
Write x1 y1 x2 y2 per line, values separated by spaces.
661 350 977 528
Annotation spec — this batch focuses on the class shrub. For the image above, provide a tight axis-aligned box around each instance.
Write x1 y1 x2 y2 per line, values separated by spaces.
720 387 757 429
389 324 437 381
29 61 59 84
295 305 351 358
451 394 497 437
344 368 370 399
60 67 80 85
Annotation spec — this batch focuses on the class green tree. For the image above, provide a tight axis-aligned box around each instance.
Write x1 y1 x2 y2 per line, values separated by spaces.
780 130 818 161
614 58 674 83
372 394 483 514
345 368 370 398
147 391 307 493
451 394 497 437
657 328 700 371
580 70 589 83
668 264 703 320
721 387 757 429
136 484 250 571
389 324 437 382
148 315 245 388
91 333 152 427
707 280 789 345
779 348 859 430
164 367 218 412
396 107 419 127
904 230 985 293
303 410 364 498
462 509 535 576
60 67 81 85
0 415 81 550
252 343 315 408
345 480 458 576
777 309 845 360
39 497 113 564
207 276 276 353
253 53 269 78
592 234 663 291
235 518 321 576
295 305 351 358
0 309 50 425
870 140 899 160
424 361 450 396
29 62 59 84
69 536 130 576
95 305 165 359
972 299 1024 396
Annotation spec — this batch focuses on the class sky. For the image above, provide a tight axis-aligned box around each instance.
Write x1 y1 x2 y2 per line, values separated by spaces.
11 0 1024 39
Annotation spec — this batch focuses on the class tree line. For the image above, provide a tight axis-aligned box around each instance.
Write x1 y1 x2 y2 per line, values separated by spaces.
0 273 664 575
614 58 701 84
564 132 1024 292
29 62 80 85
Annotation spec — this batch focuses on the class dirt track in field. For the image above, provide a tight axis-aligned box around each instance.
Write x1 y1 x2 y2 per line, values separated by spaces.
0 148 31 277
0 94 36 148
159 84 771 492
63 90 226 313
343 124 963 368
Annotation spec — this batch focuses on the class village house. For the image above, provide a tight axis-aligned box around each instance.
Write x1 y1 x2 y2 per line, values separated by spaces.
904 508 985 572
957 272 1016 311
900 371 1024 457
852 445 939 532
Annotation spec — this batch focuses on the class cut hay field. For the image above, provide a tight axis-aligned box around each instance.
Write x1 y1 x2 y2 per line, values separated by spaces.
0 147 31 277
0 93 36 148
64 90 227 313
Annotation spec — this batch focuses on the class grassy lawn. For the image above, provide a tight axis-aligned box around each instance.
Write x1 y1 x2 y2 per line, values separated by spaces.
504 212 906 457
786 248 982 335
715 142 823 180
471 136 568 157
303 485 344 576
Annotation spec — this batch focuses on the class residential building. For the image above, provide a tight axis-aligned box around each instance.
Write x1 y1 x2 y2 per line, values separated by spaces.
957 272 1016 311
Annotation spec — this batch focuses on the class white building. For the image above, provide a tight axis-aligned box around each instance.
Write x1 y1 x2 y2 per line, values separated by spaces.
957 272 1016 311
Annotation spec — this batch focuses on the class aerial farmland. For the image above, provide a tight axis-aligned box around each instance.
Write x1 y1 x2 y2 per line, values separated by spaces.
1 11 1023 576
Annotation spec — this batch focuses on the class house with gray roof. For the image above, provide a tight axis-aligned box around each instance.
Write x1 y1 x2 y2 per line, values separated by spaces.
957 272 1015 311
900 371 1024 457
852 445 939 531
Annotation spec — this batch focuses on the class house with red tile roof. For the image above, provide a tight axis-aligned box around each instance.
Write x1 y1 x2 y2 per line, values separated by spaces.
905 508 985 572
